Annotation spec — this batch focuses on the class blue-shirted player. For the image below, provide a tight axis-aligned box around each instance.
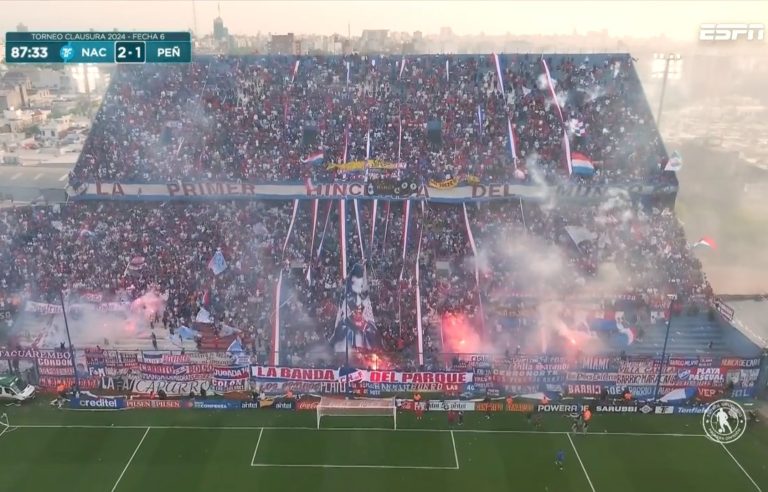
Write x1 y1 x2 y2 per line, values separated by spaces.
555 449 565 470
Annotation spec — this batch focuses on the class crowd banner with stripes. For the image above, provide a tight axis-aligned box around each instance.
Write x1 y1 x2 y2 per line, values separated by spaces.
541 57 572 174
382 201 391 251
541 57 563 122
316 201 332 261
370 199 378 253
365 130 372 181
507 116 518 163
305 199 319 283
493 53 505 95
399 200 411 281
340 199 347 279
271 199 300 365
353 199 365 261
415 201 426 366
463 203 485 333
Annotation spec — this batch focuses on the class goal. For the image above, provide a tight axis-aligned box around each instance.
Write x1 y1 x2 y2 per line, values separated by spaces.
316 397 397 429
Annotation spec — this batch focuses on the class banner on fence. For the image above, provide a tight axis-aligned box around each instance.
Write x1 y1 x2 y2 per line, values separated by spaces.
251 366 473 384
70 180 677 204
537 404 589 413
212 366 250 392
192 399 242 410
137 361 213 382
593 404 639 413
296 396 321 411
69 397 127 410
128 378 212 396
427 400 476 412
126 399 187 409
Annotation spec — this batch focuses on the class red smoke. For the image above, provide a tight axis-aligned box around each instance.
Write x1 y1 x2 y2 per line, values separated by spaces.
441 313 482 354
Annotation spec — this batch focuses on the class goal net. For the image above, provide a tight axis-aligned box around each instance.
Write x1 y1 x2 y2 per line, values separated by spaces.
317 397 397 429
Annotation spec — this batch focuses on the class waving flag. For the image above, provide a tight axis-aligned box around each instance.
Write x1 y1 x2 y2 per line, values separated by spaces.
208 248 228 275
693 237 717 250
477 105 485 134
195 306 213 324
568 118 586 137
665 150 683 172
571 152 595 176
272 199 299 365
492 53 505 94
301 151 325 166
345 61 350 85
616 317 637 345
541 57 564 121
507 116 519 162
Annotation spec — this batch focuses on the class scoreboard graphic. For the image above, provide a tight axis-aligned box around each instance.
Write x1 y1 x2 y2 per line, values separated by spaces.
5 32 192 64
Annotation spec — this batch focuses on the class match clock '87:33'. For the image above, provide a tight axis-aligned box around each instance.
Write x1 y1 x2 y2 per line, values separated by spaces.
6 44 51 61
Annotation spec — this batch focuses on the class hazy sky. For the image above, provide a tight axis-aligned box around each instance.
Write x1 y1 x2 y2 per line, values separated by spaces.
1 1 766 41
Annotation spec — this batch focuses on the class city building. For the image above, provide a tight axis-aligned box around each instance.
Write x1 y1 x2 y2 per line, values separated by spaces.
270 33 300 55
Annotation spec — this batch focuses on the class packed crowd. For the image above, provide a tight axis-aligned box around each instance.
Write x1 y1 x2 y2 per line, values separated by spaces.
69 53 671 186
0 194 711 365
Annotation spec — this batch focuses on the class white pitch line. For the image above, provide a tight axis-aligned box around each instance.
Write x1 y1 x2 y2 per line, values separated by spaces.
58 173 69 181
33 173 44 180
568 433 596 492
250 428 264 466
721 443 762 492
250 463 458 470
11 423 707 438
10 172 22 180
450 430 460 469
110 427 150 492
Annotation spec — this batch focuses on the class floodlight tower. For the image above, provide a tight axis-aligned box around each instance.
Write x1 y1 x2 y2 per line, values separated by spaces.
652 53 683 131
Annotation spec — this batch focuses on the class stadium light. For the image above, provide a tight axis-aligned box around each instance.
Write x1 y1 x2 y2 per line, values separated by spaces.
654 53 683 131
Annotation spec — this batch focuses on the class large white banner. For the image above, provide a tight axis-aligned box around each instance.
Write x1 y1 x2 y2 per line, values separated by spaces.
251 366 473 384
128 378 212 396
24 301 128 315
70 180 677 204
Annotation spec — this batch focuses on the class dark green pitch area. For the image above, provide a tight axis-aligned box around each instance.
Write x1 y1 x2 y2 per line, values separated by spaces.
0 404 766 492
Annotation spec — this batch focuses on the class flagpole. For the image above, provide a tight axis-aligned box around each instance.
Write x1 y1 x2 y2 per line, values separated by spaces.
653 295 677 401
59 290 80 391
519 197 527 233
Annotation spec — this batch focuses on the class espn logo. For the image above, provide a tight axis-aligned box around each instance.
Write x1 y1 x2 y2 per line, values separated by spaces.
699 24 765 41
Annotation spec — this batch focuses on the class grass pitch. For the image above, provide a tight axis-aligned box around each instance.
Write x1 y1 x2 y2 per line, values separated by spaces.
0 404 766 492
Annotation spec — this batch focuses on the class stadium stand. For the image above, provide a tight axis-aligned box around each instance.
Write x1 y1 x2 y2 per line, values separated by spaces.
1 53 759 372
68 54 673 186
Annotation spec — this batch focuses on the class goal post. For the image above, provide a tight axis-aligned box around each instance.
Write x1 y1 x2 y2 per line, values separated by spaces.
0 413 9 429
316 397 397 429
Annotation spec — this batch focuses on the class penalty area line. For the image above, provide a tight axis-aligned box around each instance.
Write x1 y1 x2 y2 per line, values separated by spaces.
568 433 596 492
451 430 460 469
250 428 264 466
110 427 150 492
720 443 762 492
250 463 459 470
